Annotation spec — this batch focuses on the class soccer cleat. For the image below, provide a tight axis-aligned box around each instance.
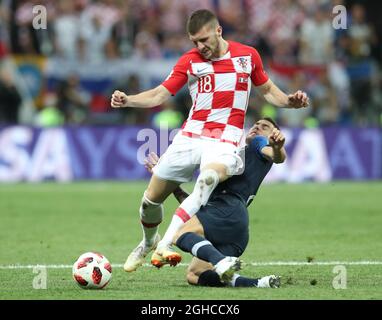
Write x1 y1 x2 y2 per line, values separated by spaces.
257 275 281 288
123 234 160 272
151 246 182 268
214 257 242 283
269 275 281 288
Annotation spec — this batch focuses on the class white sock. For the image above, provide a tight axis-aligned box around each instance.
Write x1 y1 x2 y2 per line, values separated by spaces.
158 170 219 249
196 169 220 206
257 276 272 288
139 192 163 246
229 273 241 287
158 212 186 249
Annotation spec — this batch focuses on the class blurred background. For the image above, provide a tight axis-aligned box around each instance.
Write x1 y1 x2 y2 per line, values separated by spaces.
0 0 381 182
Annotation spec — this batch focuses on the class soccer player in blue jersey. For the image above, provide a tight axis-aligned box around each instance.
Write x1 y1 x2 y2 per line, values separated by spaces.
144 117 286 288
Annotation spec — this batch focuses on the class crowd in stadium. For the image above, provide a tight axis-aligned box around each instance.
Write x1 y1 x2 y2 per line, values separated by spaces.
0 0 381 128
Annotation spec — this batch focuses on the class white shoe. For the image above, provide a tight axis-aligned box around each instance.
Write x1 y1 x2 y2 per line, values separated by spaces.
257 275 281 288
214 257 241 283
123 234 160 272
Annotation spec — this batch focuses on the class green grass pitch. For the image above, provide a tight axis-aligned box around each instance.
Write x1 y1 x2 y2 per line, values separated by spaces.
0 182 381 300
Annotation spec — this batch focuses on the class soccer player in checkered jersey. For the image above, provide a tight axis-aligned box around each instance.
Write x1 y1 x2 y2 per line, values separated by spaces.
111 9 309 271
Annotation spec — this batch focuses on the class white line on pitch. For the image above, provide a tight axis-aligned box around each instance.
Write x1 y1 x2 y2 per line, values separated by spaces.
1 261 382 269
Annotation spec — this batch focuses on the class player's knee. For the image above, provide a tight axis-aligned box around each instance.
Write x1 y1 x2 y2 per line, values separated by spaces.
198 169 219 186
201 163 230 181
193 169 220 206
205 170 219 185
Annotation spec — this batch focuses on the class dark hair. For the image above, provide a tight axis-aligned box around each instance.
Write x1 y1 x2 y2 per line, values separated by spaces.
187 9 218 35
262 117 280 130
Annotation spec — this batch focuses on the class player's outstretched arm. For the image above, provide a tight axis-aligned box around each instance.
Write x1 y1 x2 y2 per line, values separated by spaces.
261 128 287 164
256 79 309 109
111 85 171 109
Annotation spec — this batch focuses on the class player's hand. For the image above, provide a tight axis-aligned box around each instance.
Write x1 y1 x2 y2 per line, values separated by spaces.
287 90 309 109
144 152 160 174
269 128 285 149
111 90 128 108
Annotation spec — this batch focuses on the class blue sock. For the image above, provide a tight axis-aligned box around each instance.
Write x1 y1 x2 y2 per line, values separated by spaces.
234 275 259 287
176 232 226 265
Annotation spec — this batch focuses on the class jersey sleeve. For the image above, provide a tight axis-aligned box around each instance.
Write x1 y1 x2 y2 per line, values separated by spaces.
161 54 190 95
250 48 269 86
249 136 269 159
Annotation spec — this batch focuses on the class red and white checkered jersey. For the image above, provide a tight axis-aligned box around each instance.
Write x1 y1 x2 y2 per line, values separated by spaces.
162 40 269 146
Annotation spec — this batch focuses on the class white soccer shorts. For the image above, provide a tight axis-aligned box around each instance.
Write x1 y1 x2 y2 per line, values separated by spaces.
152 132 244 183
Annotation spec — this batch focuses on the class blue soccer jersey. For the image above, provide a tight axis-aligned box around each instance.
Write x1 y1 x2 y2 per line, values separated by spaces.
212 135 273 206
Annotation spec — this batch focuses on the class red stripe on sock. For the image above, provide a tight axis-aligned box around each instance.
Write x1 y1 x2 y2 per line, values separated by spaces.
141 220 161 228
175 208 191 223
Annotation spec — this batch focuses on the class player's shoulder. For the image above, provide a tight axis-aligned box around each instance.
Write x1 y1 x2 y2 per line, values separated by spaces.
228 40 260 57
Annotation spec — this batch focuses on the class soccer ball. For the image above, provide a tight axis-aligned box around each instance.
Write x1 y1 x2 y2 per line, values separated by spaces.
72 252 112 289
